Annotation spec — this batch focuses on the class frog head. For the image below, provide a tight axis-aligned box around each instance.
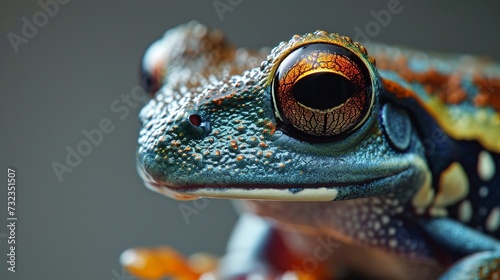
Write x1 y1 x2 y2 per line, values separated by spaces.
137 23 431 204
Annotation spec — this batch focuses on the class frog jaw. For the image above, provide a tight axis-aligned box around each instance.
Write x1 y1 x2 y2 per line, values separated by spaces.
137 141 430 202
139 155 427 201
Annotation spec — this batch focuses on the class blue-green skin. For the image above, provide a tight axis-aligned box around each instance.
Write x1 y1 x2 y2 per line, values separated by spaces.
137 22 500 279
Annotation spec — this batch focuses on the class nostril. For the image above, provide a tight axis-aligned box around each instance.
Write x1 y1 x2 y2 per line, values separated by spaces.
188 115 202 127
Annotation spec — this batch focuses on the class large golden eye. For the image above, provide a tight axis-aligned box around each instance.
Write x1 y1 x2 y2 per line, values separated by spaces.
272 43 373 141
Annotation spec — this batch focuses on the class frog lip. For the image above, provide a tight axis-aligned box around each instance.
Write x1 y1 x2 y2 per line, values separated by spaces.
137 163 412 201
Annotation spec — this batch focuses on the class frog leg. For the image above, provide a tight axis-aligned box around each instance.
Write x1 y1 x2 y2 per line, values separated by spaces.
219 213 329 280
218 213 287 279
418 218 500 280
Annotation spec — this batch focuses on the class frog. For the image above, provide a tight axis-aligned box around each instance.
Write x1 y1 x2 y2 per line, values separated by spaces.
126 21 500 280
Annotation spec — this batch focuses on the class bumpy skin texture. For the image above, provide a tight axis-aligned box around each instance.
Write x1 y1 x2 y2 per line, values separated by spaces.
137 22 500 279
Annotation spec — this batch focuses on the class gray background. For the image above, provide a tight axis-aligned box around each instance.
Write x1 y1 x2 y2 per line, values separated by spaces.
1 1 499 279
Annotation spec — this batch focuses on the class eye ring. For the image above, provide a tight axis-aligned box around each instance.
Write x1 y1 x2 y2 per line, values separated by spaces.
271 43 374 142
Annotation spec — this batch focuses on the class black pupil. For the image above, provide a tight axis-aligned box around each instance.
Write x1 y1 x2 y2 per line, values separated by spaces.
292 72 354 110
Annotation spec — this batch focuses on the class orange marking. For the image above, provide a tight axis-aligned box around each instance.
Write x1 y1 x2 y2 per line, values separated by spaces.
236 155 244 161
121 247 201 280
264 120 277 135
381 78 416 99
473 75 500 111
171 140 181 147
230 140 238 149
478 257 500 279
377 55 467 104
212 91 236 105
381 78 443 127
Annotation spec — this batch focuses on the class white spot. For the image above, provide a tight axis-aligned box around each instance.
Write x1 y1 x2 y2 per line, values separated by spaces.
381 215 390 225
371 197 381 205
372 206 383 215
434 162 469 207
477 150 495 181
389 239 398 248
479 186 489 198
357 232 366 240
486 207 500 232
388 227 396 236
119 249 144 267
373 221 381 231
458 200 473 223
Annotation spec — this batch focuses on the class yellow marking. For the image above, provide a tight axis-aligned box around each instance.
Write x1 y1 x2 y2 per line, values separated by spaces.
383 78 500 153
429 206 448 217
477 150 495 181
486 207 500 232
412 168 433 214
458 200 473 223
434 162 469 208
427 98 500 154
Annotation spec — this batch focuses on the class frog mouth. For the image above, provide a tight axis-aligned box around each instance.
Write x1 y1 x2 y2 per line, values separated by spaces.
137 162 417 202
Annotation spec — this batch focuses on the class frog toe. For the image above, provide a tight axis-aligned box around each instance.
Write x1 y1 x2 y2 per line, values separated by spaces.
439 251 500 280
